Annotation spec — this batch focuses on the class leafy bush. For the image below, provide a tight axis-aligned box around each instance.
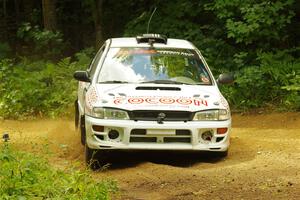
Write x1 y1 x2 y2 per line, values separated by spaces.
0 50 92 119
223 66 272 108
205 0 295 45
0 144 117 199
220 51 300 111
17 23 66 59
0 42 12 60
123 0 299 112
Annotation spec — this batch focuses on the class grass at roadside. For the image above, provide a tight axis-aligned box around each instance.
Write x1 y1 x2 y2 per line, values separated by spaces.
0 143 117 200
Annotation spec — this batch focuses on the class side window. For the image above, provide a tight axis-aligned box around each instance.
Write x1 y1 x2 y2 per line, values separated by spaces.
88 45 105 78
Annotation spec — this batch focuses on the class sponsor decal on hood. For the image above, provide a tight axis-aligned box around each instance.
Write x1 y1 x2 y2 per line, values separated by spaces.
113 96 207 107
89 84 226 112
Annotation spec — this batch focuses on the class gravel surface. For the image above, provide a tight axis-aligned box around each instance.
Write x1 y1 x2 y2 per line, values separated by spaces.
1 112 299 200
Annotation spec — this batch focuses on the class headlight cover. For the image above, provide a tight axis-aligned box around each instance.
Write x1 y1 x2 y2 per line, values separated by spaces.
91 107 129 120
193 109 230 121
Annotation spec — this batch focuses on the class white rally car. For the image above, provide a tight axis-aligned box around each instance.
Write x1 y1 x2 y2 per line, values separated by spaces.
74 34 233 167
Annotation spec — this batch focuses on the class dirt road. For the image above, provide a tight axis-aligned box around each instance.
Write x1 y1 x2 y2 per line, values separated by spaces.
1 112 300 200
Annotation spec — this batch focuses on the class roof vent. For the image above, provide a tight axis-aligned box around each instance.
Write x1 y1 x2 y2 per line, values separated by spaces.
136 34 167 45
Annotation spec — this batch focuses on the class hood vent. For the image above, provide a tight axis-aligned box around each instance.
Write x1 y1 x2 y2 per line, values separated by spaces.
136 86 181 91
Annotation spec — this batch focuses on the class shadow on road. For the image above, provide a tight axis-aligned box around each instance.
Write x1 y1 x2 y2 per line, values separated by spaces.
94 150 225 170
90 136 257 170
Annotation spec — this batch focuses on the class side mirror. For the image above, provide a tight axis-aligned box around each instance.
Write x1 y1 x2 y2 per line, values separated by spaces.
73 71 90 82
217 73 234 84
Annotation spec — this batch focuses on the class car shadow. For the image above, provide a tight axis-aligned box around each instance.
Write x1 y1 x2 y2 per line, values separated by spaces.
95 150 225 170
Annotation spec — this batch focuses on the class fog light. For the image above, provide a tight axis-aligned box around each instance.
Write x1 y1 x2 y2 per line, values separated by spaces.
108 130 119 139
217 128 228 134
202 131 213 141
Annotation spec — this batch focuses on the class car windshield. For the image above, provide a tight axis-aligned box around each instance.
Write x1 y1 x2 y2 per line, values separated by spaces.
97 47 212 85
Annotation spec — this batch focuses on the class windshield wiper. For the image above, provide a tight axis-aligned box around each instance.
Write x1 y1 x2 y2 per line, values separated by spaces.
98 80 129 84
141 80 190 85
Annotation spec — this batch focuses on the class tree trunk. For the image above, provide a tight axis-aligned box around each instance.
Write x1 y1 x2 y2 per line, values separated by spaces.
2 0 7 40
42 0 57 31
93 0 104 48
14 0 20 25
2 0 6 17
23 0 34 22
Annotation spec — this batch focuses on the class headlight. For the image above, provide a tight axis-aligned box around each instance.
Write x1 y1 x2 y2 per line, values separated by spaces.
91 107 129 120
193 109 230 121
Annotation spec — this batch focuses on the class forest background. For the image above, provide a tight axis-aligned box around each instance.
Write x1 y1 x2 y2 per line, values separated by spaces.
0 0 299 119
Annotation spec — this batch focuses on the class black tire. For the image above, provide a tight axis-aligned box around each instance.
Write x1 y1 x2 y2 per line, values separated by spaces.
85 144 110 170
80 116 86 146
85 144 101 170
74 100 79 129
81 115 109 170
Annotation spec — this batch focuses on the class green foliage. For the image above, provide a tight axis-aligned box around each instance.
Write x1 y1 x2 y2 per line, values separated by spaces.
220 51 300 111
226 66 271 108
124 0 300 111
282 74 300 91
0 0 299 115
206 0 295 45
17 23 66 59
0 50 92 119
0 43 12 60
125 1 203 40
0 144 117 199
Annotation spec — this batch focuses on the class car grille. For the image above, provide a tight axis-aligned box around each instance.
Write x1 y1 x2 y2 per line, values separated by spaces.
130 129 192 143
128 110 193 121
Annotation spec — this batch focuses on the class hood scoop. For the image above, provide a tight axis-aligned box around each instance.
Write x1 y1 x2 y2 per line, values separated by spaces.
136 86 181 91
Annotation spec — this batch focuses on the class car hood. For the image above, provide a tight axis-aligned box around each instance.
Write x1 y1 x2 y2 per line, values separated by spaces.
86 84 229 112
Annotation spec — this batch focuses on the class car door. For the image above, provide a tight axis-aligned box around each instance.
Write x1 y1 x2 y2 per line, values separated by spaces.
77 44 106 115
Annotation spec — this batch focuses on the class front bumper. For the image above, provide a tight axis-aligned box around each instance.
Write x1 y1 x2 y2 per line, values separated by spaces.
85 115 231 152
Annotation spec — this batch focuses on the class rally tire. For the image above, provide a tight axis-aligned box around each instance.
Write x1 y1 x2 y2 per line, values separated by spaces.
85 145 110 170
80 116 86 146
85 144 101 170
74 100 79 129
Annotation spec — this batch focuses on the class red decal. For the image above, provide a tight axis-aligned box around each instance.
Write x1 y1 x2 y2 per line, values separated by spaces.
86 86 99 109
114 98 124 105
176 98 192 105
128 98 144 104
159 98 175 104
145 98 158 104
194 99 201 106
194 99 208 106
201 100 208 106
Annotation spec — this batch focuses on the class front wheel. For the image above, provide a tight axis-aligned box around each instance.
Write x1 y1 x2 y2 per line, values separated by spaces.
85 144 101 170
85 144 110 170
79 116 86 146
74 100 79 129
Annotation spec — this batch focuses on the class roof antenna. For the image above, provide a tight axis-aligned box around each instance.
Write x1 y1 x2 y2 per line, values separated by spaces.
147 7 157 34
